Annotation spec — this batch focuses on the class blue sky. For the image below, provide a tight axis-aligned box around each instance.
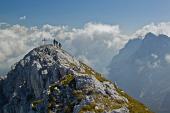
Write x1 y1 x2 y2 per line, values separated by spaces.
1 0 170 75
0 0 170 33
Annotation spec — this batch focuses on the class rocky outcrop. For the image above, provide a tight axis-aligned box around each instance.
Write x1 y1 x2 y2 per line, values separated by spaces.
0 44 152 113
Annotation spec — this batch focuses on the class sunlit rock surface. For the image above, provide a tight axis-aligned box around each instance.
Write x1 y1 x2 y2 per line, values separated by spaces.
0 44 151 113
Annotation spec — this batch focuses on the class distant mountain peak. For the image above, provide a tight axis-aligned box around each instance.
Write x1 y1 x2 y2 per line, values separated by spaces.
145 32 156 38
109 33 170 113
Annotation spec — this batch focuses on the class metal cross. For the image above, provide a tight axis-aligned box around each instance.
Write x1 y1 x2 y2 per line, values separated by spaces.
42 38 47 45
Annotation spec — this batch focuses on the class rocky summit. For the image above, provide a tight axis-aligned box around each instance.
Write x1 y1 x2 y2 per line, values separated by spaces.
0 44 152 113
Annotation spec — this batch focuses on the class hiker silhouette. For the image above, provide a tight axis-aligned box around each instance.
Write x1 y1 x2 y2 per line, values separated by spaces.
53 39 59 46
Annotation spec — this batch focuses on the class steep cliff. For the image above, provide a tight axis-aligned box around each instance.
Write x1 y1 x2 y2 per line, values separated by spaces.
109 33 170 113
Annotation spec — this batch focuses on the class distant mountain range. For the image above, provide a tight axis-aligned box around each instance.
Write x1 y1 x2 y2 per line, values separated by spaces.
109 32 170 113
0 45 151 113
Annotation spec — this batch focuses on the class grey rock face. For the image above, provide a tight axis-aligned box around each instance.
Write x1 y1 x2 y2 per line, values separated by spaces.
111 107 129 113
0 77 5 113
109 33 170 113
0 44 147 113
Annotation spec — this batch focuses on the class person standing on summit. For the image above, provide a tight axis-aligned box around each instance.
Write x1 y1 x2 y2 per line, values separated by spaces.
53 39 56 46
53 39 59 47
53 39 62 48
59 43 62 48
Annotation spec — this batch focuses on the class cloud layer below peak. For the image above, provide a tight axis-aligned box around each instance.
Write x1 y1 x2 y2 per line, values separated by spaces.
0 22 170 75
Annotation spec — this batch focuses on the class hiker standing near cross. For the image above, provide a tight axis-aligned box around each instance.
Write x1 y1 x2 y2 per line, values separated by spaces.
53 39 59 47
53 39 56 46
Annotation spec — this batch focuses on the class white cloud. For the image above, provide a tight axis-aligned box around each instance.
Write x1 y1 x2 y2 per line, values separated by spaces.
133 22 170 38
165 54 170 64
151 53 158 59
19 16 26 20
1 22 170 75
147 60 160 69
0 23 128 75
0 22 10 26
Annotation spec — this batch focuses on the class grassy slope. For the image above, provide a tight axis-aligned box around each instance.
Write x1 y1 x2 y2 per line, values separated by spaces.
81 62 153 113
115 87 153 113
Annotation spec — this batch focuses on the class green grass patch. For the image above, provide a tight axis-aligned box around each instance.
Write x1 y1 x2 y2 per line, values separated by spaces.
116 87 153 113
60 74 74 86
80 62 108 82
72 90 85 102
79 94 124 113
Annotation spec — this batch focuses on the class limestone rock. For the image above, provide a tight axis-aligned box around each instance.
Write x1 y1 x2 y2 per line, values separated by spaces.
0 44 152 113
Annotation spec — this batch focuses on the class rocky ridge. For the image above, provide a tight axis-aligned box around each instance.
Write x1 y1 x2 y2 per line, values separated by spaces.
0 44 152 113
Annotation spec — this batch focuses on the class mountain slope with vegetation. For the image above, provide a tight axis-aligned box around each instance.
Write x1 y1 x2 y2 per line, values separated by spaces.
0 44 152 113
